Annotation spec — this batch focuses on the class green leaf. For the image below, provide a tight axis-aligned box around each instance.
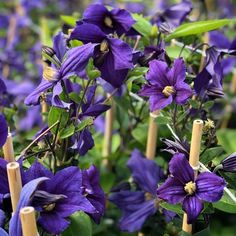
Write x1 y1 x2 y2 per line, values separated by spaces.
60 124 75 139
216 129 236 154
75 117 94 132
200 146 225 164
213 190 236 213
156 116 170 125
69 92 82 104
167 19 231 40
48 107 69 134
62 211 92 236
132 14 153 39
60 15 77 26
159 202 183 214
188 99 199 109
203 100 214 110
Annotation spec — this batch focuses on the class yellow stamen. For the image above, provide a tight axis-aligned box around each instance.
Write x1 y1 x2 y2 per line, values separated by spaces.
145 192 153 201
162 86 175 97
203 119 215 133
43 203 56 212
104 16 113 28
100 40 109 52
43 66 58 82
184 181 196 195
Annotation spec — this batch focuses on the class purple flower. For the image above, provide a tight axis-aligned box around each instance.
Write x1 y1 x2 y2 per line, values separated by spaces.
0 114 8 147
109 149 166 232
194 47 224 98
70 23 133 88
157 153 226 224
152 1 192 28
25 32 95 107
82 165 106 223
82 4 135 36
220 152 236 173
139 58 192 111
24 161 96 234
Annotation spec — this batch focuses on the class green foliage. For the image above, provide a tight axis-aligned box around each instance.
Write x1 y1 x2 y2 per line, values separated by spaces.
60 15 77 26
200 147 225 165
216 129 236 154
60 124 75 139
167 19 231 40
62 211 92 236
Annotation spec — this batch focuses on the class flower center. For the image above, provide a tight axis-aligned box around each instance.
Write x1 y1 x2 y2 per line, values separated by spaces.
184 181 196 195
145 192 154 201
162 86 175 97
100 40 109 53
104 16 113 28
43 66 58 82
43 203 56 212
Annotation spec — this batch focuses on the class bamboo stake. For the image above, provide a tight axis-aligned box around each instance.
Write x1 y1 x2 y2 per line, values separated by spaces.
146 110 159 159
7 162 22 212
102 94 114 166
182 119 203 234
3 131 15 162
20 207 38 236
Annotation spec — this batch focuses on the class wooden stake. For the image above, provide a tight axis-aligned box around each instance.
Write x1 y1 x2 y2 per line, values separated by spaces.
146 110 159 160
102 95 114 166
7 162 22 212
3 132 15 162
199 33 209 73
182 119 203 234
20 207 38 236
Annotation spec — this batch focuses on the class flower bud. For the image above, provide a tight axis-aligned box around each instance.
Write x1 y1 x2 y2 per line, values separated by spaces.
220 152 236 173
42 46 56 58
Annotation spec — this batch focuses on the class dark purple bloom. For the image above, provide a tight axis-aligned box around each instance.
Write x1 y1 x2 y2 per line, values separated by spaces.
82 4 135 36
25 32 94 107
220 152 236 173
82 165 106 223
70 23 133 88
0 227 7 236
194 47 224 98
109 149 166 232
152 1 192 28
139 58 192 111
157 153 225 224
24 161 96 234
0 114 8 147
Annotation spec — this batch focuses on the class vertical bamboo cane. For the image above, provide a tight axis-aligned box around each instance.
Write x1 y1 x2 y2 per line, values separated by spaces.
7 162 22 212
3 131 15 162
182 119 203 234
20 207 38 236
102 94 114 166
146 110 159 160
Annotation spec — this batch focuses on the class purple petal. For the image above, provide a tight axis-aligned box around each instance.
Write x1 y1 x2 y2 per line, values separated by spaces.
38 212 69 234
52 82 71 109
70 23 105 44
0 228 8 236
0 114 8 147
157 177 186 204
182 195 203 224
127 149 163 195
169 153 194 184
168 58 186 84
149 93 173 111
109 38 133 70
53 32 68 61
196 172 226 202
174 82 192 104
139 84 160 97
209 31 231 49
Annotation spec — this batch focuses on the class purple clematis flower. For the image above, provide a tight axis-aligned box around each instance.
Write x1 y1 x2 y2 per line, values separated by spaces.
0 114 8 147
220 152 236 173
82 4 135 36
24 161 97 234
25 32 95 107
152 0 192 28
70 23 133 88
139 58 192 111
157 153 226 224
109 149 166 232
82 165 106 223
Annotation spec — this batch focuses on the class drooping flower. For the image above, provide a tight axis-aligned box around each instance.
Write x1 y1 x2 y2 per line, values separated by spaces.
24 161 96 234
0 114 8 147
82 165 106 223
139 58 192 111
70 23 133 88
25 32 95 107
82 4 135 36
220 152 236 173
157 153 225 224
109 149 167 232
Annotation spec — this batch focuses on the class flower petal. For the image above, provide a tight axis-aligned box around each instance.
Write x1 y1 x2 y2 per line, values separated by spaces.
149 93 173 111
182 195 203 224
174 82 192 104
127 149 163 195
196 172 226 202
168 58 186 85
53 31 67 62
0 114 8 147
169 153 194 184
157 177 186 204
